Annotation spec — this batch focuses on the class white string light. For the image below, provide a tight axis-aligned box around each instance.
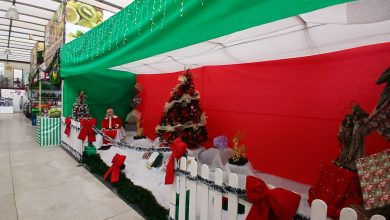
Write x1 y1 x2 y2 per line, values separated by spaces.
63 0 210 66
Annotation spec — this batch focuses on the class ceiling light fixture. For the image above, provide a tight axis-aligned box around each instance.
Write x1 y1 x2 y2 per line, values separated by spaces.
5 2 19 20
4 48 12 55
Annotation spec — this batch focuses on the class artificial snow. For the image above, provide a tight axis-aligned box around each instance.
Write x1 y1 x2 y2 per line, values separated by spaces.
97 133 324 219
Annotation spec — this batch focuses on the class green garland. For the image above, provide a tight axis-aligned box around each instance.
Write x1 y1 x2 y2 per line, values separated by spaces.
82 153 169 220
81 153 313 220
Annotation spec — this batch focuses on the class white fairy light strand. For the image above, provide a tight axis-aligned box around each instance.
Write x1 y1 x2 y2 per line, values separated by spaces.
181 0 184 17
151 0 156 31
63 0 214 76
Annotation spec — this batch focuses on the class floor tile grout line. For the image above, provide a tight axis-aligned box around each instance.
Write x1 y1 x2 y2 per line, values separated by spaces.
7 116 19 220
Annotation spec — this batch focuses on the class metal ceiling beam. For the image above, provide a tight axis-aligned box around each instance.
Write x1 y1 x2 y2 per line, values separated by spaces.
0 0 57 12
4 42 35 48
1 39 35 46
0 24 44 33
7 56 30 60
9 36 38 44
6 15 11 60
11 22 45 32
0 48 30 53
8 40 35 46
0 53 30 57
97 0 123 10
1 44 32 50
0 17 46 27
0 50 29 55
0 9 51 21
0 58 29 63
0 45 30 50
6 56 30 60
0 47 30 53
0 28 45 39
10 26 44 35
8 29 44 37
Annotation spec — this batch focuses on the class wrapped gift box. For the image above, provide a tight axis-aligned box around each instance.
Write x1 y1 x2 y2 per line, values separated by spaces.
36 116 61 146
356 149 390 210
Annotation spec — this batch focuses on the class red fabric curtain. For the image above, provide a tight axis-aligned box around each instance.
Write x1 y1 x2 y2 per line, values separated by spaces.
137 43 390 184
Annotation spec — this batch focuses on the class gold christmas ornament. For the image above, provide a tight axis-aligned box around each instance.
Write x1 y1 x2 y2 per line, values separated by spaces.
232 131 246 162
136 121 144 137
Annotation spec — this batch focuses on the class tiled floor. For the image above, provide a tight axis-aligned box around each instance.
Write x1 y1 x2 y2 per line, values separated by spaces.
0 113 144 220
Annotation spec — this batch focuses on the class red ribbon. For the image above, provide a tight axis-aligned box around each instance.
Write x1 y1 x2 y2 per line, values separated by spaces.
64 117 71 137
165 138 187 184
246 176 301 220
104 153 126 183
78 118 97 143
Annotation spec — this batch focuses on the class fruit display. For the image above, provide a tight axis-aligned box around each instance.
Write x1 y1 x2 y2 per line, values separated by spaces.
66 1 103 28
49 108 62 118
67 30 84 39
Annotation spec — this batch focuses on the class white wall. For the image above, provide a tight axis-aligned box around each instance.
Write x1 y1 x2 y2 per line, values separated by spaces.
0 61 30 79
0 89 26 113
0 61 30 88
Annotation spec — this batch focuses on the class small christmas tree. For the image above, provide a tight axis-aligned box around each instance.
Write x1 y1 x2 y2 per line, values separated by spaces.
156 70 208 149
229 131 248 166
72 91 91 121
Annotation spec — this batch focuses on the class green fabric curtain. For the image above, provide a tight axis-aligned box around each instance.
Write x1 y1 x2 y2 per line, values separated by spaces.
63 69 136 127
60 0 350 124
61 0 351 77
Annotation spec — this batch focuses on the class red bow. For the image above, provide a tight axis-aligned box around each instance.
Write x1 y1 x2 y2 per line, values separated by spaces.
165 138 187 184
246 176 301 220
64 117 71 137
78 118 97 143
104 153 126 183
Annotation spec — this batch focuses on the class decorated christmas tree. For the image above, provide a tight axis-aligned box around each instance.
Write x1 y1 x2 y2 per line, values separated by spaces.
156 70 208 149
72 91 91 121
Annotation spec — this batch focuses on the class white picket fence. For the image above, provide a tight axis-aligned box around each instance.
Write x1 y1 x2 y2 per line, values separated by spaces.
171 157 386 220
58 117 386 220
60 117 85 160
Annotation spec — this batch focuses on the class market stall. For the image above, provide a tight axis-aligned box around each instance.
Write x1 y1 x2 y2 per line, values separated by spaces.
60 0 390 219
61 0 390 184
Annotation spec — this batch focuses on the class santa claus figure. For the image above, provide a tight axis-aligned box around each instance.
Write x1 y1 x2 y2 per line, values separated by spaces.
101 107 126 145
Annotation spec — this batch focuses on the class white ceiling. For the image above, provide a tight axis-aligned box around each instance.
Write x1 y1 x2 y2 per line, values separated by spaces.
111 0 390 74
0 0 133 63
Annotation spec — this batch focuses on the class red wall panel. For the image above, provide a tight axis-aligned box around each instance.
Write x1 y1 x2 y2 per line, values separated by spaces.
137 43 390 184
